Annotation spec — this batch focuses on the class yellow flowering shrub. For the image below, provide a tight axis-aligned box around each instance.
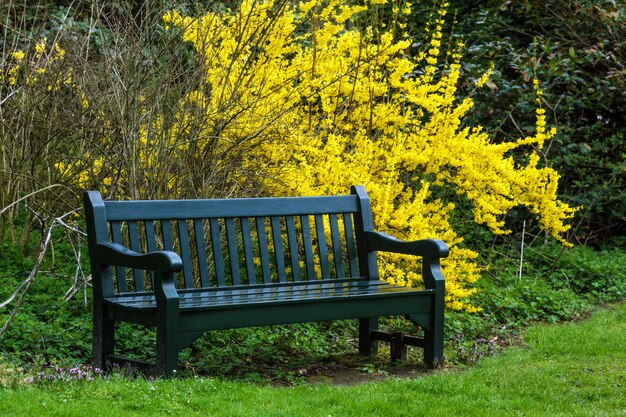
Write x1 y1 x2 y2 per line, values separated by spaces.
0 37 111 203
46 0 577 310
155 0 577 310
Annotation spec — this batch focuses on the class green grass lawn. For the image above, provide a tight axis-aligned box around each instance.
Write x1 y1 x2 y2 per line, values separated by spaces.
1 302 624 417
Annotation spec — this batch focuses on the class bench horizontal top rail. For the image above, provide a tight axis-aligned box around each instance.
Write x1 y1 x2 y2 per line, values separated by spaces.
103 195 360 221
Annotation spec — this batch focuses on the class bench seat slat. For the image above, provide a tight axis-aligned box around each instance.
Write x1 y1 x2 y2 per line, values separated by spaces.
105 280 434 312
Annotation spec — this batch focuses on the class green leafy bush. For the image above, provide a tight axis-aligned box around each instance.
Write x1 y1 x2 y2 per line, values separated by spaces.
445 242 626 364
547 246 626 303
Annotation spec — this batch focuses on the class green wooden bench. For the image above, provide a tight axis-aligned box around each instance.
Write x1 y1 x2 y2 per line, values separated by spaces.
84 186 448 376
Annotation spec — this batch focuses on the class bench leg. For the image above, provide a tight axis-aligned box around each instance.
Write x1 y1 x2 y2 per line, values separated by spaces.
389 332 407 363
156 323 179 377
423 310 444 367
93 314 115 372
423 329 443 367
358 317 379 356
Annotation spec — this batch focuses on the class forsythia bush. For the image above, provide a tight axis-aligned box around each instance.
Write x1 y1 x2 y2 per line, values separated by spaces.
28 0 576 309
158 0 576 310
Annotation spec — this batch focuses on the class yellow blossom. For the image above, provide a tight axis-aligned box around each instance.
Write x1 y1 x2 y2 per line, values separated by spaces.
11 50 25 61
35 38 47 57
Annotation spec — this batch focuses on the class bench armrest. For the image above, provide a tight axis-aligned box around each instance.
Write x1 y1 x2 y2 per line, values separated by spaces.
95 243 181 308
96 242 184 273
365 231 448 289
365 231 449 259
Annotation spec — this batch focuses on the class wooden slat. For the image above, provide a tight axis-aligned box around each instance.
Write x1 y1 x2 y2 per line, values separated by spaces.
210 219 226 287
144 221 157 252
108 280 432 310
271 217 287 283
127 221 141 251
256 217 272 284
225 218 241 286
240 218 256 284
127 221 144 291
285 216 301 281
109 221 127 293
329 214 345 278
161 220 173 251
144 220 157 289
193 220 210 287
177 220 194 289
315 214 330 279
343 213 359 277
104 195 359 221
300 215 315 280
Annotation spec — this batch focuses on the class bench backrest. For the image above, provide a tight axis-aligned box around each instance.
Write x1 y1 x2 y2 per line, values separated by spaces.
85 186 379 295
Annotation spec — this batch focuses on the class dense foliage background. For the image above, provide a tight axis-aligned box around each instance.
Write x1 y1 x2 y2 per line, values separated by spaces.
412 0 625 248
1 0 624 381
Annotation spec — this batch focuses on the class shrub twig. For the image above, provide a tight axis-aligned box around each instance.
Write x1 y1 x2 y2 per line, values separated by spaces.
0 208 88 338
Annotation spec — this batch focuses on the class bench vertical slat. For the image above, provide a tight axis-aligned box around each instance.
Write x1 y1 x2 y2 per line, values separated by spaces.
210 219 226 287
160 220 179 290
109 221 127 293
145 221 157 252
271 217 287 283
300 215 315 280
285 216 301 281
177 220 194 289
329 214 345 278
144 220 157 288
193 220 210 288
128 221 144 291
240 218 256 284
315 214 330 279
256 217 272 284
343 213 359 277
161 220 174 251
225 218 241 286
